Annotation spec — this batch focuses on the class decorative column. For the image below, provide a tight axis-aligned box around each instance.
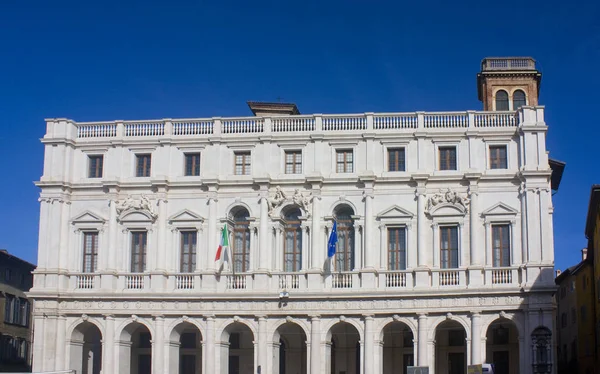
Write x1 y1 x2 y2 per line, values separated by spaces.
257 316 268 372
157 198 168 271
471 312 482 365
485 222 492 267
417 313 428 367
204 315 216 374
108 200 118 270
153 315 165 374
363 315 374 373
363 193 375 269
31 314 45 372
258 196 270 271
416 188 427 267
353 224 362 270
55 314 67 370
206 197 217 271
379 224 386 270
469 186 480 266
58 200 71 289
310 315 321 374
432 223 439 268
102 314 115 374
275 226 283 271
310 195 321 270
302 225 310 271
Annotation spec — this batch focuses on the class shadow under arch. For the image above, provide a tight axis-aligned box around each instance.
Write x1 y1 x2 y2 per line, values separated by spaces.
219 321 256 374
272 321 308 374
69 321 102 374
167 320 204 374
117 320 153 374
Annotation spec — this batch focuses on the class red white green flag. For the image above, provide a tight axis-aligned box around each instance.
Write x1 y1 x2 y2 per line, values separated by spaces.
215 225 230 271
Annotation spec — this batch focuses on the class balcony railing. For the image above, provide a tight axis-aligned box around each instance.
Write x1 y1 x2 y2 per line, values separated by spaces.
64 267 522 292
72 110 523 139
481 57 536 71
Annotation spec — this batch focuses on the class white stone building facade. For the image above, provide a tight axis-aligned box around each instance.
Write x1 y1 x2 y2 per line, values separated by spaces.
30 58 557 374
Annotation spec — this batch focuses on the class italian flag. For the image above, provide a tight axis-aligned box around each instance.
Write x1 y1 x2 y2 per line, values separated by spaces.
215 225 230 271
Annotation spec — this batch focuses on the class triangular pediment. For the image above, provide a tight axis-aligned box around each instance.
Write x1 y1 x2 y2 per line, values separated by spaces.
376 205 414 220
168 209 204 224
71 210 106 224
482 202 518 216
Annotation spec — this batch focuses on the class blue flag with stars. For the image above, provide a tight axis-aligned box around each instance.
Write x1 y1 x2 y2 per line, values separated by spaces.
327 221 338 258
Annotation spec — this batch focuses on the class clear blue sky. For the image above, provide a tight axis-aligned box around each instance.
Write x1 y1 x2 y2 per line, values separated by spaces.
1 0 598 271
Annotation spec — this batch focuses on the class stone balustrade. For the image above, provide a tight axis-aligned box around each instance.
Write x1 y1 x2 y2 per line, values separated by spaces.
70 110 522 140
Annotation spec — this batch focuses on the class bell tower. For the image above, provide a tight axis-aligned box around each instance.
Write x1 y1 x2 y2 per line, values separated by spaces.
477 57 542 111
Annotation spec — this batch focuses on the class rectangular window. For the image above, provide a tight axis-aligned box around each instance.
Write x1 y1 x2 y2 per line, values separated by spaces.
336 149 353 173
136 154 152 177
234 151 251 175
130 231 147 273
440 226 459 269
180 231 197 273
285 151 302 174
489 145 508 169
388 148 406 172
19 300 29 327
492 224 511 267
387 227 406 270
439 146 457 171
88 155 103 178
184 153 201 176
82 232 99 273
4 295 13 323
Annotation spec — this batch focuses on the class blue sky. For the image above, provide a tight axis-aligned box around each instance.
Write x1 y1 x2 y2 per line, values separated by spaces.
0 0 598 270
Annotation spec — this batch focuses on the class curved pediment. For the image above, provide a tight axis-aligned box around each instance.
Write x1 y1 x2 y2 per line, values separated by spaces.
428 203 467 217
376 205 414 220
71 210 107 225
168 209 205 224
119 209 156 223
482 202 518 216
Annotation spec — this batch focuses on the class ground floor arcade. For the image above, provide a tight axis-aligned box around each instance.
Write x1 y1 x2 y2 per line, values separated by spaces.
32 309 554 374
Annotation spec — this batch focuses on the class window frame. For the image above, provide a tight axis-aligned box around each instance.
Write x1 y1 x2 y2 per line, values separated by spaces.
491 224 511 267
282 207 303 272
387 226 407 270
231 209 252 273
332 206 355 272
88 154 104 178
495 89 509 111
135 154 152 177
438 146 457 171
234 151 252 176
179 230 197 273
184 153 201 177
284 150 303 174
439 225 459 269
387 147 406 172
512 89 527 110
489 144 508 170
82 231 99 273
335 149 354 173
130 231 148 273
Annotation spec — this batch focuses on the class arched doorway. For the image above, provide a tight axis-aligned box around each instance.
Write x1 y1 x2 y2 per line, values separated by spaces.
328 322 361 374
220 322 254 374
69 322 102 374
273 322 307 374
117 322 152 374
435 320 467 374
485 319 519 374
381 321 414 374
168 322 203 374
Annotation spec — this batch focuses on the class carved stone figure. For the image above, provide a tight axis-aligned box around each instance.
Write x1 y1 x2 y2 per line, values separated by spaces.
268 186 287 212
268 186 312 216
116 195 156 216
426 188 469 212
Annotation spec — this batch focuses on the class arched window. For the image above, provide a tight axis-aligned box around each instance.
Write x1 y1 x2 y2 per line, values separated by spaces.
334 205 355 271
232 208 251 272
495 90 509 111
282 207 302 272
513 90 526 109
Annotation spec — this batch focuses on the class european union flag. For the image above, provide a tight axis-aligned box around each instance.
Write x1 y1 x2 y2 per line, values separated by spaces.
327 221 338 258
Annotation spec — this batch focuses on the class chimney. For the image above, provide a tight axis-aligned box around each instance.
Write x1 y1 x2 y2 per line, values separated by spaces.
556 269 562 277
582 248 588 261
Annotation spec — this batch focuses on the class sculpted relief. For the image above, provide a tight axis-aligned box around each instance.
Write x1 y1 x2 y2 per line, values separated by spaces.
268 186 312 216
426 188 469 213
116 195 157 220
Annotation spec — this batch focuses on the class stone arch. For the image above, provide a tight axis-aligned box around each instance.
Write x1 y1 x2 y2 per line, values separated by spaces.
380 319 416 374
274 202 308 218
484 315 521 374
216 317 258 340
69 321 103 374
376 316 417 342
434 317 469 374
218 319 257 374
326 320 362 374
269 318 311 342
167 320 204 374
116 319 155 374
226 202 254 219
116 317 155 341
479 312 524 340
323 317 364 342
329 200 358 217
427 314 471 342
271 320 309 374
66 316 105 341
166 317 206 341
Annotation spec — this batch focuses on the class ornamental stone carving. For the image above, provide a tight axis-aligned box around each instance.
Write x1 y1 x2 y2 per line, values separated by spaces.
426 188 470 213
268 186 312 216
116 195 157 220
